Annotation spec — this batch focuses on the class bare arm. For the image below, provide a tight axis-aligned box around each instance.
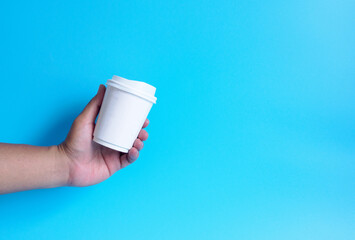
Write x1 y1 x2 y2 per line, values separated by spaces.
0 144 69 194
0 85 149 194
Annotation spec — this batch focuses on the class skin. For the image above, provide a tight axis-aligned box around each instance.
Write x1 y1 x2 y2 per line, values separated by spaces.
0 85 149 194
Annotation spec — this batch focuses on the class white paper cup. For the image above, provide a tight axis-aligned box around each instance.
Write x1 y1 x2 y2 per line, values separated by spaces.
93 75 157 153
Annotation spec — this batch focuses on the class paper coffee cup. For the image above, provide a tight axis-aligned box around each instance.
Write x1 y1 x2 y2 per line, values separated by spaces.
93 75 157 153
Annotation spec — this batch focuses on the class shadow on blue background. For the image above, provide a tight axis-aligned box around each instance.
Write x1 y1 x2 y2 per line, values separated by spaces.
33 103 81 146
0 101 85 233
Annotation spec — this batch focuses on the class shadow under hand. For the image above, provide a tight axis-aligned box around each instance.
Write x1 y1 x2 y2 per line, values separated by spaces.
33 101 82 147
0 101 92 228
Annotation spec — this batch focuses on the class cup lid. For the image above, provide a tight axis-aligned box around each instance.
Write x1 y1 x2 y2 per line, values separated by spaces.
107 75 157 103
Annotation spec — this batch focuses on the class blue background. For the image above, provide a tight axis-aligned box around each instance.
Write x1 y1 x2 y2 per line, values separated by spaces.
0 0 354 239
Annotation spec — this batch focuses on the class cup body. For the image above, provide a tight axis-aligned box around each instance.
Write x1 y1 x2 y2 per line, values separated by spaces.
93 76 156 153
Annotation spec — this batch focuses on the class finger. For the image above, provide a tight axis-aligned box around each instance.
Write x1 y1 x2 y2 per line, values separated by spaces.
79 84 106 124
128 147 139 163
133 139 144 151
120 147 139 168
138 129 148 141
142 119 149 128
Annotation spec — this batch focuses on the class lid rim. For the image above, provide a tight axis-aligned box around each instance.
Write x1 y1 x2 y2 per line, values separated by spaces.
107 79 157 104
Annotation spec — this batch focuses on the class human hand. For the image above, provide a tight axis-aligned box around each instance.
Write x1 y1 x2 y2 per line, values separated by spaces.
58 85 149 187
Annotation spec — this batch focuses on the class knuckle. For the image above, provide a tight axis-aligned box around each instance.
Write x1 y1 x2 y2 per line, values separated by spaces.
74 115 84 125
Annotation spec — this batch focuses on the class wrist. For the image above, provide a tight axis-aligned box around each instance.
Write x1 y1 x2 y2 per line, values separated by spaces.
51 145 71 187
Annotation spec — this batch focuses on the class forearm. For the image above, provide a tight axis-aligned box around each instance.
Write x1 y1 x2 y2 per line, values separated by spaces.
0 143 69 194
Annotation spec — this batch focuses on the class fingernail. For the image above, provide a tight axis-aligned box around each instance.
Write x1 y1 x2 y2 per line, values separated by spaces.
97 84 104 95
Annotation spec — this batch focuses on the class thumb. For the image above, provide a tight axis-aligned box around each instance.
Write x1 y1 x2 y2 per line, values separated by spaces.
80 84 106 124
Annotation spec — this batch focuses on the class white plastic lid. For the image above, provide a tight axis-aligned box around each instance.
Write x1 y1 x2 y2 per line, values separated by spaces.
107 75 157 103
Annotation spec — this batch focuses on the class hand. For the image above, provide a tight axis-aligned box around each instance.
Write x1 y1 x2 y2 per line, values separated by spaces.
58 85 149 187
